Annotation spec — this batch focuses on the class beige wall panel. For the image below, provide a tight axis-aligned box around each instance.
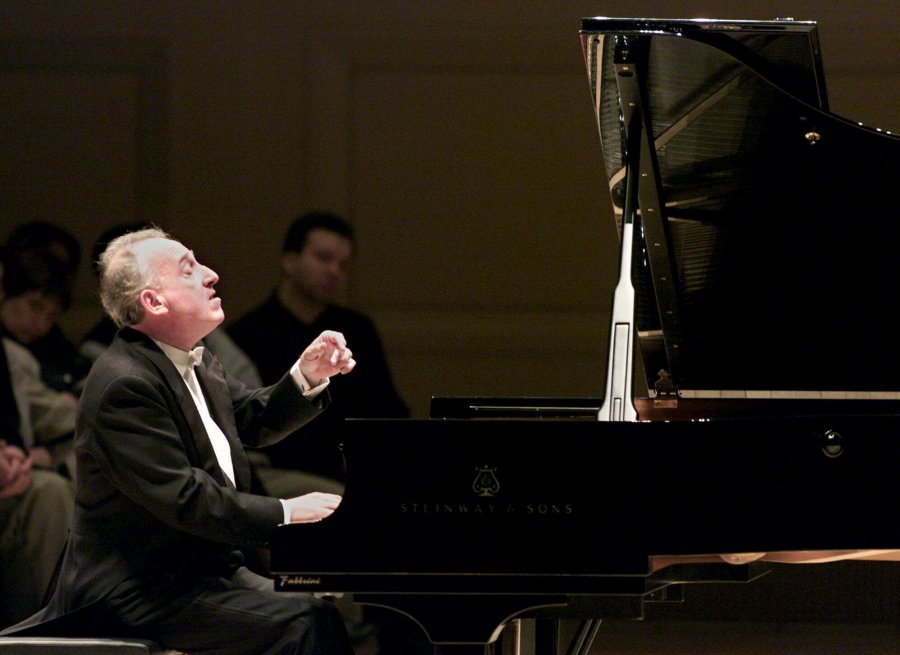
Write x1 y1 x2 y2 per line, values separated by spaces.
351 69 611 308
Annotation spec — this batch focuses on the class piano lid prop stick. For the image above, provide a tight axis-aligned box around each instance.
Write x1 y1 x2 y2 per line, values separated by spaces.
599 35 643 422
598 219 637 422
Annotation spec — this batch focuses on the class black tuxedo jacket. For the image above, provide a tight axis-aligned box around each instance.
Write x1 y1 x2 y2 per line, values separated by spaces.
2 327 328 636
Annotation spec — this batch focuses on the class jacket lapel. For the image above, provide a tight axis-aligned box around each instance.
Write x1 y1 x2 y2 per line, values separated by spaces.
121 329 231 487
196 349 252 491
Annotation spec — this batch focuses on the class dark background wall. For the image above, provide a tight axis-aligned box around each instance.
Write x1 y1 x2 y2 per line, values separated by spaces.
2 0 898 418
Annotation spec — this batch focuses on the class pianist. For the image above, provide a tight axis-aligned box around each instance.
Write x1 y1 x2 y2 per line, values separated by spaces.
1 227 356 655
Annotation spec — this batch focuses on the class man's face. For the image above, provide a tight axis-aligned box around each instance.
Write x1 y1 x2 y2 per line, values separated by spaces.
138 238 224 338
0 290 62 344
283 228 353 304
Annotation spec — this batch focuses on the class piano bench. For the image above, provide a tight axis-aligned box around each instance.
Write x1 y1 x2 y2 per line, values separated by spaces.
0 637 183 654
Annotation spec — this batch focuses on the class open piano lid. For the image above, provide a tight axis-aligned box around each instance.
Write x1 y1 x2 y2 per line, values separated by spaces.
580 17 900 399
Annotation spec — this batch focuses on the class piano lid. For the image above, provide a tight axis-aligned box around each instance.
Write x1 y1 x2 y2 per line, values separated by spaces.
580 17 900 396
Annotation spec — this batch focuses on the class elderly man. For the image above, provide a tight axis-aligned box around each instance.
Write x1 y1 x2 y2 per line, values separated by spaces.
1 227 356 655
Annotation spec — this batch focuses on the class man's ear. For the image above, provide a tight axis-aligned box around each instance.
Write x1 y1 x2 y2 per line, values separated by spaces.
139 288 167 316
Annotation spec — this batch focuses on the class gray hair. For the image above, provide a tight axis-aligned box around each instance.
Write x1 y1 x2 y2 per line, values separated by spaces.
99 227 170 327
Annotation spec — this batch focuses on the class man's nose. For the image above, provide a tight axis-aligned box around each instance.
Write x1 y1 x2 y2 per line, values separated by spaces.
204 266 220 285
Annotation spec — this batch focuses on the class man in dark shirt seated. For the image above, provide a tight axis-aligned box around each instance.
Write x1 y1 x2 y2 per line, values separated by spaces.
228 211 409 485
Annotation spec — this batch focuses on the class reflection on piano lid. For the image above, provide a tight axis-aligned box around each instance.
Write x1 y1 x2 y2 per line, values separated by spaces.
581 16 900 407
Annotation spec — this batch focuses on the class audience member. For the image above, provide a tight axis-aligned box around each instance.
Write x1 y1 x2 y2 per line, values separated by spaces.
0 344 76 627
0 227 356 655
228 211 409 487
0 246 80 476
0 245 77 628
0 324 78 480
2 222 91 392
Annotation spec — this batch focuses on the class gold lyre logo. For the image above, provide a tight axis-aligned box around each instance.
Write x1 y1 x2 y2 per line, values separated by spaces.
472 465 500 497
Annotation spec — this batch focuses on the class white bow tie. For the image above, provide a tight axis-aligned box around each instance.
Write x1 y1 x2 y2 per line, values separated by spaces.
187 346 205 368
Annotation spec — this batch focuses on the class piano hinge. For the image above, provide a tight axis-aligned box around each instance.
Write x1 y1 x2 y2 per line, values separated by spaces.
652 369 679 408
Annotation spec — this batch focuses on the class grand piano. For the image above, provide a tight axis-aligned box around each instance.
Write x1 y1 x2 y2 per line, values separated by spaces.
270 17 900 654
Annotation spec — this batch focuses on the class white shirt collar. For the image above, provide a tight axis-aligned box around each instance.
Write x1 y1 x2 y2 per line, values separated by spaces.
154 340 204 375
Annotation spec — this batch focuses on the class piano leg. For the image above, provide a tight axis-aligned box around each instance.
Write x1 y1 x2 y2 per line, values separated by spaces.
564 619 602 655
499 618 602 655
429 621 553 655
501 618 537 655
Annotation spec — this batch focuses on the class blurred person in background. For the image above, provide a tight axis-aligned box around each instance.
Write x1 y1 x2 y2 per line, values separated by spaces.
2 222 91 393
228 211 408 490
0 243 76 628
